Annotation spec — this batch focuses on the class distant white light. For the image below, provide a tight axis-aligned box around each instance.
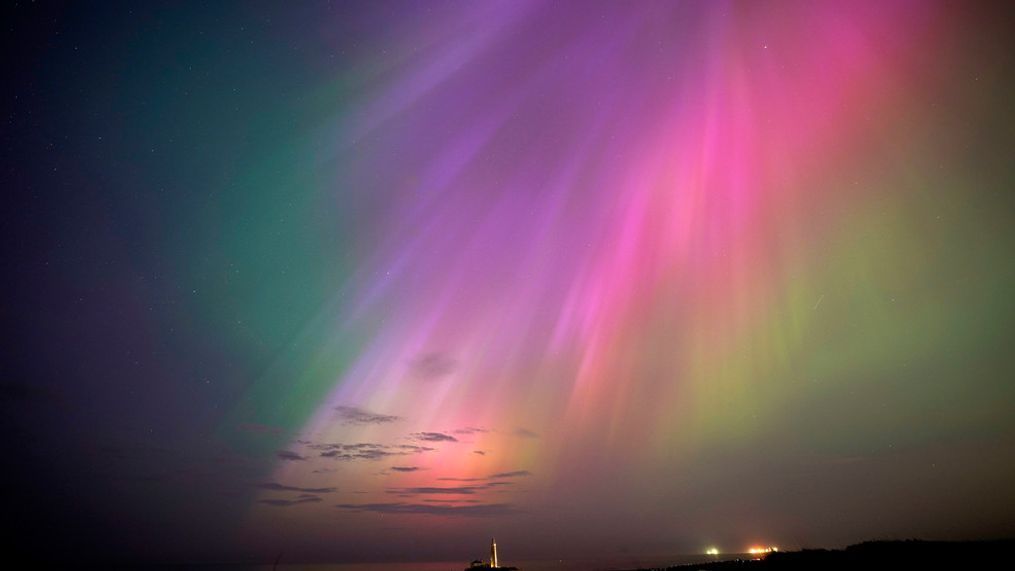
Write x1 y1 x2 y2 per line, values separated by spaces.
705 547 720 556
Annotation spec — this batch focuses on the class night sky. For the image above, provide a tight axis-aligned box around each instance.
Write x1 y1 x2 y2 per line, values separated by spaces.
4 0 1015 566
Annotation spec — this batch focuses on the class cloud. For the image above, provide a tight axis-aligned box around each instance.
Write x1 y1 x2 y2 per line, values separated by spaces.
408 352 457 380
439 471 530 482
258 482 337 493
309 442 377 450
321 448 391 461
276 450 307 462
411 432 458 443
392 486 483 495
337 502 515 517
334 406 401 425
453 427 489 435
311 442 435 461
473 450 487 456
390 480 519 496
395 445 435 452
513 428 539 439
389 466 420 472
489 470 531 479
258 497 322 507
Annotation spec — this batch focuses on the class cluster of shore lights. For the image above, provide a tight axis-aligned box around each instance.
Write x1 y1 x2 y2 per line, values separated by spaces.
704 546 779 556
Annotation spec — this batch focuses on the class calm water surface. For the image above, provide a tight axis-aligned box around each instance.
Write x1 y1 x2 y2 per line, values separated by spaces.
234 554 738 571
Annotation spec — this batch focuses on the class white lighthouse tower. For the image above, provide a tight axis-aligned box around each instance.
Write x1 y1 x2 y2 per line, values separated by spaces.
490 537 499 568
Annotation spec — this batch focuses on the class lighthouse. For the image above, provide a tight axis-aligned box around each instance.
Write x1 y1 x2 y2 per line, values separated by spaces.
466 538 515 570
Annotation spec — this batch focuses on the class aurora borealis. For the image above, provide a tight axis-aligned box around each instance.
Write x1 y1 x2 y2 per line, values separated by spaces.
5 0 1015 567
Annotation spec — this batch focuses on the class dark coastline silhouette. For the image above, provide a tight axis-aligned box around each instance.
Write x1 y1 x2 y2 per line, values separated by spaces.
620 540 1015 570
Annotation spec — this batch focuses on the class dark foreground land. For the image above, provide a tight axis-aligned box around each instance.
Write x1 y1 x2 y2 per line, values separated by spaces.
623 540 1015 570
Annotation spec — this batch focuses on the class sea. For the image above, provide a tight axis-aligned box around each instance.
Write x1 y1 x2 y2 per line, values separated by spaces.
234 554 736 571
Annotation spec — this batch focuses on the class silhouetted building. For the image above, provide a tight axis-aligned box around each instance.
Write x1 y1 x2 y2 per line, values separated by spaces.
464 538 518 570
